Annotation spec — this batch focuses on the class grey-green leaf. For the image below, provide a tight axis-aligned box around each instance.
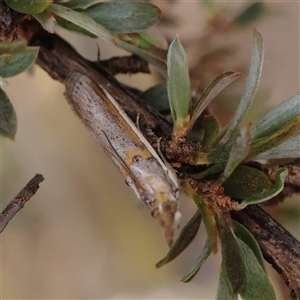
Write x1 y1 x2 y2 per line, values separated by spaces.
0 40 26 54
84 2 161 33
33 10 56 34
251 92 300 140
201 115 220 149
0 88 17 139
218 213 245 295
181 239 212 282
222 165 273 200
48 3 114 44
156 209 202 268
233 221 265 270
237 238 276 300
235 167 287 209
217 125 251 185
216 265 234 300
221 29 263 142
248 117 300 159
167 36 191 129
139 83 170 112
252 133 300 159
190 71 242 129
0 47 38 78
61 0 95 10
233 2 266 26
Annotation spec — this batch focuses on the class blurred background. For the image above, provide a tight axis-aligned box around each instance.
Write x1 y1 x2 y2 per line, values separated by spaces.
1 1 299 299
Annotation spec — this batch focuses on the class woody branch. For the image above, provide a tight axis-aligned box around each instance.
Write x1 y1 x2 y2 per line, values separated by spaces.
0 174 44 233
18 20 300 299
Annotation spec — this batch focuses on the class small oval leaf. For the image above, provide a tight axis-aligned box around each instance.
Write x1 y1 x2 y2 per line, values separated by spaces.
233 220 265 270
0 47 38 78
4 0 52 14
237 238 276 300
218 213 245 295
201 115 220 149
167 36 191 129
139 83 170 112
0 40 26 54
0 88 17 139
233 2 266 26
216 265 234 300
84 2 161 33
236 167 287 209
222 165 273 200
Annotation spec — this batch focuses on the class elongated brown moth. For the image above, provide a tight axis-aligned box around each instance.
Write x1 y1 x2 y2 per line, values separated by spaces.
65 72 181 246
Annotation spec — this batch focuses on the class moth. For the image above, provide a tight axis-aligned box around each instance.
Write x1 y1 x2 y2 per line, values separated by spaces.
65 72 181 246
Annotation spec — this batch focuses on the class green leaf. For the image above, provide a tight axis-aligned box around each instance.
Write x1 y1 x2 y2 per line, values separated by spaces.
4 0 52 14
201 115 220 149
217 125 252 185
218 213 245 296
183 183 218 253
233 2 266 26
233 221 265 271
0 88 17 139
33 10 56 34
139 83 170 112
0 47 38 78
236 168 287 209
48 3 114 44
60 0 95 10
115 35 167 75
216 265 234 300
84 2 161 33
221 29 263 142
155 209 202 268
253 133 300 159
181 239 212 282
167 36 191 130
251 92 300 140
190 71 242 129
222 165 273 200
138 29 168 50
248 116 300 158
191 163 226 180
55 15 95 37
205 139 234 164
0 40 26 54
237 238 276 300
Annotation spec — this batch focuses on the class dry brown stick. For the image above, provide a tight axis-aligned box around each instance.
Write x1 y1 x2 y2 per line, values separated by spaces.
0 174 44 233
20 25 300 298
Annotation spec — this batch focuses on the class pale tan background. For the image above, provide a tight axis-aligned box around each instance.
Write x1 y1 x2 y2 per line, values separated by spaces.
1 1 299 299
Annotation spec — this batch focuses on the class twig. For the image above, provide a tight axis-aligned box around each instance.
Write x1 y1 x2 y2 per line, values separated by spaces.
100 55 150 76
0 174 44 233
